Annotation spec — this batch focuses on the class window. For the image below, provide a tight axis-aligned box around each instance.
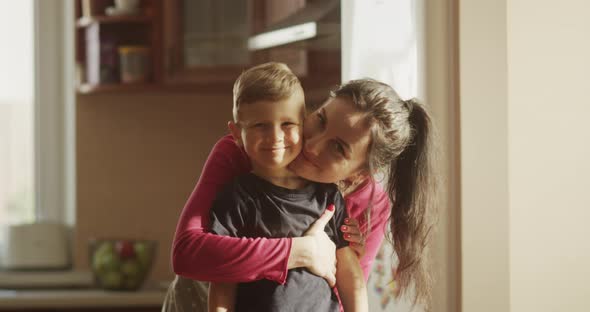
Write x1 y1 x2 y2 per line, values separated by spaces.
0 1 35 225
0 0 74 233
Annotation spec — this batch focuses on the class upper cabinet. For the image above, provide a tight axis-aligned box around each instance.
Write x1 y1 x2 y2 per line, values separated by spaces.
76 0 341 104
162 0 255 88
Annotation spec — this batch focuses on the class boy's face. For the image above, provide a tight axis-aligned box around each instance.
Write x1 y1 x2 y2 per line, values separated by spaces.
230 92 305 174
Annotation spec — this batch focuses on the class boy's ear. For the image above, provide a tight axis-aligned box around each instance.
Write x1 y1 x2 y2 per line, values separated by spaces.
227 121 243 146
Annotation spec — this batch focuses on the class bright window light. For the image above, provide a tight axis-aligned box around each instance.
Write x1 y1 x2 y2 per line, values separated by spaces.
0 0 35 225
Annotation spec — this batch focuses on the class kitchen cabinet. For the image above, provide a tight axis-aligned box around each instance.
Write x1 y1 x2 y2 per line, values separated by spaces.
76 0 341 105
163 0 341 105
75 0 163 93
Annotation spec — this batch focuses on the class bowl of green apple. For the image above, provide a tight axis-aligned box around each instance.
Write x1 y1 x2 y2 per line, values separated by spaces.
89 239 156 291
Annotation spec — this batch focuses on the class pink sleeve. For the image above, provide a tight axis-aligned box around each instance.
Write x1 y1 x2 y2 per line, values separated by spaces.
359 192 390 280
345 182 391 281
172 135 291 284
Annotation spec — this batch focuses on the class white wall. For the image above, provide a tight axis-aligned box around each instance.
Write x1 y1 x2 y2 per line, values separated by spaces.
460 0 590 311
459 0 511 310
507 1 590 311
424 1 460 311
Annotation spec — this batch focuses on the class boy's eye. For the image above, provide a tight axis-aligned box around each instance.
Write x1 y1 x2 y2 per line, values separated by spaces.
282 122 296 127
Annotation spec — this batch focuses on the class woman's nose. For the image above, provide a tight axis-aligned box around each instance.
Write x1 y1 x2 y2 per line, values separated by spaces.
304 135 322 157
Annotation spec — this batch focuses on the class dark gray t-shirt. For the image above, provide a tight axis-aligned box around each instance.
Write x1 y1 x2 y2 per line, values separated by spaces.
209 173 348 312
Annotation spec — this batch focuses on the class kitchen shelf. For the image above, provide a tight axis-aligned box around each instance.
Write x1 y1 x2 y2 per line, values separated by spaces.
76 15 153 28
77 83 160 94
76 82 235 95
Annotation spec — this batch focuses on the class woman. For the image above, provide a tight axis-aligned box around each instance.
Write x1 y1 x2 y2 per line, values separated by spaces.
165 79 438 311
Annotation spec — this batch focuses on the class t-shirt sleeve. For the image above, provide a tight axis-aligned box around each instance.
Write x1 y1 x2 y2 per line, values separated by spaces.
330 189 349 250
209 182 246 237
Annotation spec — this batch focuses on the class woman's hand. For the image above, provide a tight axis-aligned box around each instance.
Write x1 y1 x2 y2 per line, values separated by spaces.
341 218 366 258
290 205 338 286
304 205 338 286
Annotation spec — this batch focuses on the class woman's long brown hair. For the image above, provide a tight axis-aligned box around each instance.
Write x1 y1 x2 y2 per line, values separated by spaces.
332 79 438 310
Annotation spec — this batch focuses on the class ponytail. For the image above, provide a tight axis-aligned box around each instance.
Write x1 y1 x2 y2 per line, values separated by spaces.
388 98 437 309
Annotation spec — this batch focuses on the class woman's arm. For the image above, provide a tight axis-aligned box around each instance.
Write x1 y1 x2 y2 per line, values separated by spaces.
344 182 391 280
359 186 390 279
172 135 291 283
172 135 338 284
335 247 368 312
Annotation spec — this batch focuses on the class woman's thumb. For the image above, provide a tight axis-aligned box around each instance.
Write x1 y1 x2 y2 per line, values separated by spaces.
306 204 335 234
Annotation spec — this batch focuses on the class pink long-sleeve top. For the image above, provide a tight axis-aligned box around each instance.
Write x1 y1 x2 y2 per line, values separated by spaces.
172 135 391 284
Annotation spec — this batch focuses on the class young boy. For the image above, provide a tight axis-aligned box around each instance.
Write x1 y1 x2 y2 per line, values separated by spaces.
207 62 368 312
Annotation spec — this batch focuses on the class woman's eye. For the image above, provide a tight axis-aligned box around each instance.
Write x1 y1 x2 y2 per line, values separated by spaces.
282 122 296 127
333 141 345 155
253 123 265 128
316 112 326 125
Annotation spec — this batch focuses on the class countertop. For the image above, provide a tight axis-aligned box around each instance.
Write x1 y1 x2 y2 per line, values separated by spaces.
0 288 166 309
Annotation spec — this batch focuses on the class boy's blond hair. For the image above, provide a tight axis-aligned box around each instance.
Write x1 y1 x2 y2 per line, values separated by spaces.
232 62 303 122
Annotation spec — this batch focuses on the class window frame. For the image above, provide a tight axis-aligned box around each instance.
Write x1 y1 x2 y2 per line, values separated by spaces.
33 0 75 225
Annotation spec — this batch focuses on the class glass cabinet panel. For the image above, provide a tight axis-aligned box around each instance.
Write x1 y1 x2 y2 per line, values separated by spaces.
182 0 250 67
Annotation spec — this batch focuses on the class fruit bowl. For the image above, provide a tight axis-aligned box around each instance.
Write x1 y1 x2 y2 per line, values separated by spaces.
89 239 156 291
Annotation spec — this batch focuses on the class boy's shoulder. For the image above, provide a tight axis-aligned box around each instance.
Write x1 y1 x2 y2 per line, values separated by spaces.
220 173 259 196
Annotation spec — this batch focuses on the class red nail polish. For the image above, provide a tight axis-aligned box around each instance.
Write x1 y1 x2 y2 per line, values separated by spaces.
345 233 351 239
344 218 350 224
341 225 348 231
327 204 335 212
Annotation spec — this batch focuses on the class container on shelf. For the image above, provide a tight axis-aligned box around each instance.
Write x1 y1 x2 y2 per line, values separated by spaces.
85 23 119 84
118 45 150 83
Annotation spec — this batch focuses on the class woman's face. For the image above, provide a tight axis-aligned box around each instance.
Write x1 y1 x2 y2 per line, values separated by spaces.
288 97 373 183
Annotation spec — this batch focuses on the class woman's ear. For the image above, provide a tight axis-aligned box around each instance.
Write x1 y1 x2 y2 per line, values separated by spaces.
227 121 243 146
349 170 370 184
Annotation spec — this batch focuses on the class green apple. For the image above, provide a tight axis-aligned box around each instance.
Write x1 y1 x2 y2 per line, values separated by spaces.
133 242 153 269
101 271 123 289
93 241 114 259
93 250 121 273
121 259 141 278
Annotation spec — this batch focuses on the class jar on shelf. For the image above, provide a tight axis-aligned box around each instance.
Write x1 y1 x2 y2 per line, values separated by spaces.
118 46 150 83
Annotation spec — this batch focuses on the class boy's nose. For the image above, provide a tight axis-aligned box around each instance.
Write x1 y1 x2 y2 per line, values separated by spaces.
269 125 284 143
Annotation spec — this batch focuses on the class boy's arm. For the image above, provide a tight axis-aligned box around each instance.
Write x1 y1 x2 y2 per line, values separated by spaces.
208 282 237 312
336 247 368 312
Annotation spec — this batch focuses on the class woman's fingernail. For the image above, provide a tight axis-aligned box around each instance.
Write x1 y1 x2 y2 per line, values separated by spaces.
344 218 350 224
341 225 348 231
344 233 351 239
327 204 335 211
